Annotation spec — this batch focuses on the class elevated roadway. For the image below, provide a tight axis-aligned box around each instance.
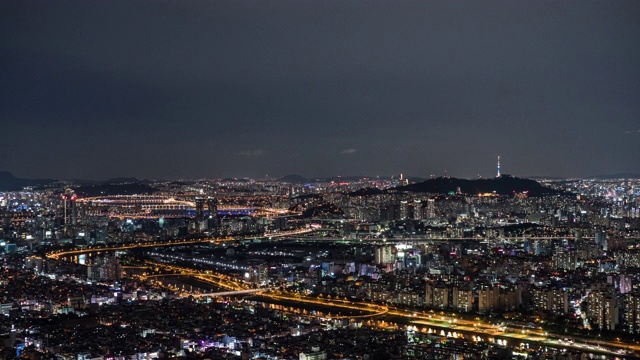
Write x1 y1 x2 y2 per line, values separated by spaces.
46 228 317 260
45 230 640 356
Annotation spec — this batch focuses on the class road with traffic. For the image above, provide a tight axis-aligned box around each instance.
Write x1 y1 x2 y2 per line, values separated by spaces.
46 231 640 358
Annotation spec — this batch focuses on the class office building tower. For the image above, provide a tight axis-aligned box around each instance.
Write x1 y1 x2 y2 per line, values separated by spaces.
195 197 206 221
61 188 78 227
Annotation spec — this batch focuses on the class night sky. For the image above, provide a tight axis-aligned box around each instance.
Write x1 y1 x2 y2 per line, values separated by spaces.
2 1 639 180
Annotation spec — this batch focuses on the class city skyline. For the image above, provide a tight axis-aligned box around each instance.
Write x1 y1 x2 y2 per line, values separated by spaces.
2 165 640 358
3 2 640 356
2 153 639 183
2 0 640 180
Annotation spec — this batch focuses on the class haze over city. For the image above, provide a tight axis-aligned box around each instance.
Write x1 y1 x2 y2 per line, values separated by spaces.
2 0 640 180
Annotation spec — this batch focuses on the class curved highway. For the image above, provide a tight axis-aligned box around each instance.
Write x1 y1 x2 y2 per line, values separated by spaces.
46 231 640 357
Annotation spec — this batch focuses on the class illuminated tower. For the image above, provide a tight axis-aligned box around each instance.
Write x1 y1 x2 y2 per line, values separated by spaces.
61 189 78 227
207 197 218 218
207 197 220 229
195 197 205 221
195 197 206 233
497 156 501 177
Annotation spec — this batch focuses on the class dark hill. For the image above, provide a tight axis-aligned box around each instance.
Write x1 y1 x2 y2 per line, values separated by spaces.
74 183 158 197
302 202 344 219
65 178 156 186
221 177 251 182
104 177 155 184
293 194 322 200
349 187 387 196
311 176 367 182
277 174 309 183
0 171 57 191
395 175 562 197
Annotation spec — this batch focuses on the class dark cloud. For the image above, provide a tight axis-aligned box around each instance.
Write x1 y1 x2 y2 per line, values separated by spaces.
1 0 639 179
237 149 265 157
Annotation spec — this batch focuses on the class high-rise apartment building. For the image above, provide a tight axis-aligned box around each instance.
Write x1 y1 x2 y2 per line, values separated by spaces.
478 286 499 314
453 285 472 313
588 286 619 331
